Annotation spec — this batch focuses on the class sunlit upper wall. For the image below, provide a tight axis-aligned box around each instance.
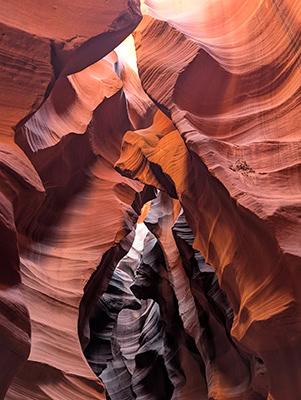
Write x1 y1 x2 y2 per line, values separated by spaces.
114 34 155 129
141 0 264 43
140 0 300 73
115 34 139 75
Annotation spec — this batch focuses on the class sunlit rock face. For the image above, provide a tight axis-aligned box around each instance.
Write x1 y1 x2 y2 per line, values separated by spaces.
0 0 300 399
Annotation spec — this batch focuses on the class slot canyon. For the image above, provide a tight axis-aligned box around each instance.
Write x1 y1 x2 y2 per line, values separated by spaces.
0 0 300 399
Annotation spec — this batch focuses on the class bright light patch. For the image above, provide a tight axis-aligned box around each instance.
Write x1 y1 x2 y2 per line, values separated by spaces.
115 34 139 75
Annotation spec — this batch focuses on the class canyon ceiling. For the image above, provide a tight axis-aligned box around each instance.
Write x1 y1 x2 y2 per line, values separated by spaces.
0 0 300 399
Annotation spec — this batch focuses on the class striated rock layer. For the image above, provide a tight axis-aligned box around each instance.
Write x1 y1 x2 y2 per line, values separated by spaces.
84 197 269 399
0 1 144 398
0 0 300 400
116 4 301 397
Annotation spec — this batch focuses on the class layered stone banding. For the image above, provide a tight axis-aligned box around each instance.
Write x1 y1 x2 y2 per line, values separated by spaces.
0 1 300 399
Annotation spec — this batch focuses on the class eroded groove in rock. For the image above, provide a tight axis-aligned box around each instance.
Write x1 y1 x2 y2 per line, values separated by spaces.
115 104 300 399
7 83 150 398
0 138 45 398
84 250 142 376
171 212 269 399
84 198 268 399
22 52 123 151
0 23 53 138
119 5 301 398
85 222 174 400
0 2 149 398
0 1 300 399
144 193 263 399
19 6 143 152
132 228 207 400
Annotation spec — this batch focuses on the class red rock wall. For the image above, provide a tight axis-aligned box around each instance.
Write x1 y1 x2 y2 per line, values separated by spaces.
0 1 300 399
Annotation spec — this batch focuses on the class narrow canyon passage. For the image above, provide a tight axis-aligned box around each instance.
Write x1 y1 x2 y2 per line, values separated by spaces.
0 1 300 399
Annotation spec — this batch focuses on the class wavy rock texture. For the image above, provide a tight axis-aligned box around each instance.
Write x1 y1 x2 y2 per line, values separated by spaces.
0 0 141 138
0 1 300 400
132 222 208 400
144 193 268 400
115 4 301 397
85 223 174 400
1 1 146 398
7 81 152 398
84 197 268 399
0 138 45 398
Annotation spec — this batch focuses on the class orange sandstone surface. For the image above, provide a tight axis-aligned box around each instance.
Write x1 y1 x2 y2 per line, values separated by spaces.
0 1 300 400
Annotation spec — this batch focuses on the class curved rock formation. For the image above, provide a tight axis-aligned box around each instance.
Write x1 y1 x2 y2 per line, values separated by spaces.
0 138 45 398
132 226 208 400
85 223 175 400
0 1 300 399
116 6 301 397
143 193 265 400
84 197 268 399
